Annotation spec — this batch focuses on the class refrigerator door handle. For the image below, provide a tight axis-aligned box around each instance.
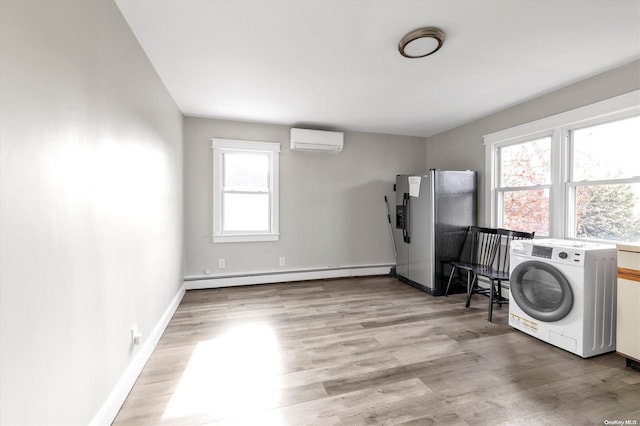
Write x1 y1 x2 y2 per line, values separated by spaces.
403 193 410 244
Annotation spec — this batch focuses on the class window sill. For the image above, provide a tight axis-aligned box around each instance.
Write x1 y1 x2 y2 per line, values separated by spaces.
212 233 280 243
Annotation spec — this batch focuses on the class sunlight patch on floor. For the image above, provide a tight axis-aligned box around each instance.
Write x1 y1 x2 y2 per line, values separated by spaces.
162 323 283 422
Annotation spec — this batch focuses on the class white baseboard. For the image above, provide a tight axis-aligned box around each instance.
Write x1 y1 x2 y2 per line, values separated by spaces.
185 264 394 290
89 282 186 426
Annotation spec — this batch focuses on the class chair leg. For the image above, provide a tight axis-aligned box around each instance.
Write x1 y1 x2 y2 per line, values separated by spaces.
465 273 476 308
465 271 471 307
488 279 495 322
444 266 456 297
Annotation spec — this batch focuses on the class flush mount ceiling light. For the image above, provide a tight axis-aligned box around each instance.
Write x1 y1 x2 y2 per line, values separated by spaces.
398 27 445 58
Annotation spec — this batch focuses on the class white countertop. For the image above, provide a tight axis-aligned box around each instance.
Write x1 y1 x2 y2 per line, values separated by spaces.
617 242 640 253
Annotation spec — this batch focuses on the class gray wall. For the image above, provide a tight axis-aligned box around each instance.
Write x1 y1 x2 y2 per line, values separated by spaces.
184 117 425 276
425 59 640 225
0 1 183 424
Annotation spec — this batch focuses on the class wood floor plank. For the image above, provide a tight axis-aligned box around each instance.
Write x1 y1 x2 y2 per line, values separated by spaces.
338 393 470 426
113 276 640 425
323 352 479 396
217 378 431 426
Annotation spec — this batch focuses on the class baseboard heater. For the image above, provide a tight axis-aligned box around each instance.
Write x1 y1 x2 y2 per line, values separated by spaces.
184 264 394 290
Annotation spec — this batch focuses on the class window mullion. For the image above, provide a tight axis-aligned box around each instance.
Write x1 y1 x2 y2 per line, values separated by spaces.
550 128 565 238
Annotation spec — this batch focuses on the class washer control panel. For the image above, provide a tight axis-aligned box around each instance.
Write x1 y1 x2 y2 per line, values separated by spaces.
530 245 584 265
531 245 553 259
511 239 617 268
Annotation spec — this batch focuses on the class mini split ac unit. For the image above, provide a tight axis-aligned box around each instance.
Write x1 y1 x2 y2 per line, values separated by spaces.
290 128 343 153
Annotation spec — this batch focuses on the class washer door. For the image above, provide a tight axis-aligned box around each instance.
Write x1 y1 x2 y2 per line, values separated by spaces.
510 261 573 322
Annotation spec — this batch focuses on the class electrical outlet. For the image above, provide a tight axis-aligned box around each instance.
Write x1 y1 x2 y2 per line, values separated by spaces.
131 323 141 346
203 268 211 275
279 256 286 267
218 258 226 269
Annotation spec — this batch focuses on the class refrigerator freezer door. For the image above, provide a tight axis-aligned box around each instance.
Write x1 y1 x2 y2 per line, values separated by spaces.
432 170 478 294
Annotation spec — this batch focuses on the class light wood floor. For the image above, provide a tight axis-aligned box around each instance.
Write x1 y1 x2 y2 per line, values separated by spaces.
114 276 640 425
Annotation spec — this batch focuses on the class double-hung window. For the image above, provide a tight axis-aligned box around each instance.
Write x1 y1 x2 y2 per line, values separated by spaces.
567 115 640 241
212 139 280 243
497 136 552 236
485 91 640 243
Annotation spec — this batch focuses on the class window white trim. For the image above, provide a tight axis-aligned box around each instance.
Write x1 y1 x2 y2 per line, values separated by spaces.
212 138 280 243
484 90 640 240
483 91 640 145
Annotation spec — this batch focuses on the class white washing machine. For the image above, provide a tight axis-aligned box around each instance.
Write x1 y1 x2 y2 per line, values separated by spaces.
509 239 617 358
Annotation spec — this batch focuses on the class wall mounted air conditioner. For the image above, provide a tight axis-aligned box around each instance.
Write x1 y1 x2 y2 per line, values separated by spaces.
290 128 344 153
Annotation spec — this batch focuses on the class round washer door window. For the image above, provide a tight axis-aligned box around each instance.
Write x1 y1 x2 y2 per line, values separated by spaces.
510 261 573 322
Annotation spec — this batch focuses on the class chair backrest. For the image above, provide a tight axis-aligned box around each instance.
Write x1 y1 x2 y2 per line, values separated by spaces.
494 228 535 274
457 226 502 268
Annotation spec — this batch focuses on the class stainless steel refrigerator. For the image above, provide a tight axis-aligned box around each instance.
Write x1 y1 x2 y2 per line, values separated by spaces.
395 170 477 296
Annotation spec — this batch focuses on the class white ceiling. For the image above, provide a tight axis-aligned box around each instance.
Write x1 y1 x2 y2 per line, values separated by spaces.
115 0 640 138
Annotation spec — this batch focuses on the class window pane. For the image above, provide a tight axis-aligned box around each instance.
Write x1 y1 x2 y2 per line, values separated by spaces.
223 152 269 191
500 137 551 187
573 116 640 181
502 189 549 236
223 193 270 232
575 183 640 240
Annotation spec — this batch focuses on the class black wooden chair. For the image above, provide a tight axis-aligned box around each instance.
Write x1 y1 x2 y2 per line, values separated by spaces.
467 228 535 321
444 226 502 301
